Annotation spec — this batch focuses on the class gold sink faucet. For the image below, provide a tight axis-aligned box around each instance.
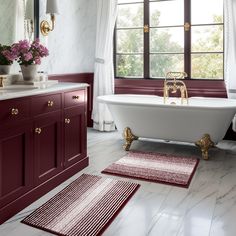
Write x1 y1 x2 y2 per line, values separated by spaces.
163 72 188 105
0 76 6 87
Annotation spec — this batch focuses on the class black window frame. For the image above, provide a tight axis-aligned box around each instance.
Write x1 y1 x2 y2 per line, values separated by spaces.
114 0 224 80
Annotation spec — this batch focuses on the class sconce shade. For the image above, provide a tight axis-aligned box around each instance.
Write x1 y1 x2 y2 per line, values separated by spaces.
25 0 34 20
46 0 59 14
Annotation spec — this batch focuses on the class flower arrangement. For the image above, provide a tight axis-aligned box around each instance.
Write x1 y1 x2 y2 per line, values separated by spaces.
13 39 49 66
0 44 17 65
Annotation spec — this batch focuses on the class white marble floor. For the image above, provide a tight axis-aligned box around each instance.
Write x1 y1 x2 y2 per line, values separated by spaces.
1 128 236 236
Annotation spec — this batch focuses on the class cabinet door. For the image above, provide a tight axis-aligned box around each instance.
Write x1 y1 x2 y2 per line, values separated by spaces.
0 123 33 208
64 106 87 168
34 111 63 185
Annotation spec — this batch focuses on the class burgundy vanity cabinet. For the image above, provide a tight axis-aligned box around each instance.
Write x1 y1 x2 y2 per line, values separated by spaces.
0 122 33 209
0 86 88 224
63 89 87 168
34 111 63 185
31 93 63 184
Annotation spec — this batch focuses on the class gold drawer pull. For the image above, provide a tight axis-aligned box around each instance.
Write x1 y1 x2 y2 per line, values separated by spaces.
47 101 54 107
11 108 19 115
72 95 80 100
65 118 70 124
35 128 42 134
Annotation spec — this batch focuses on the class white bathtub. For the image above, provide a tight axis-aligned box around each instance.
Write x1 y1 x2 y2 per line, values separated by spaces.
97 94 236 159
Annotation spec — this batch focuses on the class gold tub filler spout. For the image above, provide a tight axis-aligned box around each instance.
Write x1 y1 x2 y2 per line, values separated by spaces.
164 72 188 105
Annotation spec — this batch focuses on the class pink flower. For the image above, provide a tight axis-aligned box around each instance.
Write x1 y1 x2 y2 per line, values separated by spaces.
2 50 18 61
23 52 33 61
13 39 49 66
0 44 18 64
34 57 41 65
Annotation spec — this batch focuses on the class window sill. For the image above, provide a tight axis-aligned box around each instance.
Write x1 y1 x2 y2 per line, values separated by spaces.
115 78 227 98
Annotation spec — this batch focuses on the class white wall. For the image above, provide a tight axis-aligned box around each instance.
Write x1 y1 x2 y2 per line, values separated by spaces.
0 0 25 45
39 0 97 74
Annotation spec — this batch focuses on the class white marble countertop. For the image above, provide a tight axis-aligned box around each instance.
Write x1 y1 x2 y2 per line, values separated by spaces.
0 82 89 101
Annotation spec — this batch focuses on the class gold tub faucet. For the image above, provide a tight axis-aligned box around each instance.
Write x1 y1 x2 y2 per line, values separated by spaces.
0 76 5 87
163 72 188 105
0 75 8 87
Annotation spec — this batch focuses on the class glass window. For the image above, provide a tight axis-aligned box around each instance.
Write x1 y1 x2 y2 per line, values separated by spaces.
115 0 224 80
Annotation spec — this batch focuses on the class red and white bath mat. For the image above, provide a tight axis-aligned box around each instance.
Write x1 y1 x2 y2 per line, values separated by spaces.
102 151 199 188
22 174 139 236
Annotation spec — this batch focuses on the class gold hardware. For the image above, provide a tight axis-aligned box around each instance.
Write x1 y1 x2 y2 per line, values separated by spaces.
65 118 70 124
11 108 19 115
40 14 56 36
184 22 190 31
195 134 215 160
0 77 4 87
163 72 188 105
0 75 7 87
35 128 42 134
47 101 54 107
123 127 139 151
72 95 80 100
144 24 149 33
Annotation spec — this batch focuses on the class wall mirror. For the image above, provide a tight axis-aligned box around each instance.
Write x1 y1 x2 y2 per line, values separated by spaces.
0 0 39 45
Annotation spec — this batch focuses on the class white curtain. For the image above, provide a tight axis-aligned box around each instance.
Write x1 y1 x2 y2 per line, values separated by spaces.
224 0 236 131
92 0 118 131
224 0 236 98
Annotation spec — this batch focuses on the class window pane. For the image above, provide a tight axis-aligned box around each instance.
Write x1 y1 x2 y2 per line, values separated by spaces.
116 54 143 77
150 54 184 78
117 3 143 28
192 0 223 24
150 0 184 27
192 25 223 52
191 53 223 79
118 0 143 3
150 27 184 53
117 29 143 53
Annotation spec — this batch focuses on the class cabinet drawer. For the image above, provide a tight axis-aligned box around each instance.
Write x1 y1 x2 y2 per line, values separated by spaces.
0 99 30 124
31 94 61 116
64 90 85 108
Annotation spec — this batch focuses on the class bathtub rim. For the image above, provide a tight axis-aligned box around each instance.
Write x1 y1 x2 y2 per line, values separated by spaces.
97 94 236 110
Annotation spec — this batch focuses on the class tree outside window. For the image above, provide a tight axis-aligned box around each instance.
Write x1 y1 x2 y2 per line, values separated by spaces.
115 0 224 80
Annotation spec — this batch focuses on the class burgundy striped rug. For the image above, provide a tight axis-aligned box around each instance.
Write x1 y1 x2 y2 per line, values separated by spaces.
102 151 199 188
22 174 140 236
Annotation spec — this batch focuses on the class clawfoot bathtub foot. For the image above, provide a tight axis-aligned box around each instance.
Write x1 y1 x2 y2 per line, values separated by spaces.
195 134 215 160
123 127 139 151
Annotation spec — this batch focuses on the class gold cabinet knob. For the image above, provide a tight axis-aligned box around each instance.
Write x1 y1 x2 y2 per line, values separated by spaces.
11 108 19 115
35 128 42 134
65 118 70 124
47 101 54 107
72 95 80 100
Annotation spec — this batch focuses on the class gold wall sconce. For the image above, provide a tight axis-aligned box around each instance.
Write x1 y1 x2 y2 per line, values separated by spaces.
40 0 59 36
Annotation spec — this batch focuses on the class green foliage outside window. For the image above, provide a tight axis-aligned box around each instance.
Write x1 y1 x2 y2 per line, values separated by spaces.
116 6 223 79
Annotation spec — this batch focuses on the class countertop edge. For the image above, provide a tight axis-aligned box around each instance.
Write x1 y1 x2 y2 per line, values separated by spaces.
0 82 89 101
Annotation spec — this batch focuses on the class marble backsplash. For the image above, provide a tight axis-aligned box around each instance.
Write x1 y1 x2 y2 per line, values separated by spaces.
1 0 97 75
39 0 97 74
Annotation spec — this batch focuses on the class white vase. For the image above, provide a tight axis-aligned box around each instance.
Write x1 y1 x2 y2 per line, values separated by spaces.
0 65 11 74
20 64 38 81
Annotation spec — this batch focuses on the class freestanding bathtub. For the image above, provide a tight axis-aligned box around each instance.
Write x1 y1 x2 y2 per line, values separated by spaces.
97 94 236 160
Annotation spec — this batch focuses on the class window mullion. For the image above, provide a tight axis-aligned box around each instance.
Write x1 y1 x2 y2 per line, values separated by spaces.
184 0 191 79
144 0 149 79
113 23 117 77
